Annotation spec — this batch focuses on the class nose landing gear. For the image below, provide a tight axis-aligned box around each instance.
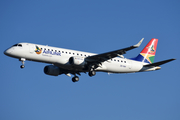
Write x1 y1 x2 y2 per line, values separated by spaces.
19 58 26 69
20 65 25 68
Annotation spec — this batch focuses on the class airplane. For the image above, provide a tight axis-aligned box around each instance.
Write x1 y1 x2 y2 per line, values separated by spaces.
4 38 175 82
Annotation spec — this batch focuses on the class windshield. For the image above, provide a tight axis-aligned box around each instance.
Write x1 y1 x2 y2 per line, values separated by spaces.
13 44 18 46
12 44 22 47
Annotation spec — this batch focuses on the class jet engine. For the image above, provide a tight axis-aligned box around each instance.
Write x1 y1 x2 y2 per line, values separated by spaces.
69 56 86 66
44 65 61 76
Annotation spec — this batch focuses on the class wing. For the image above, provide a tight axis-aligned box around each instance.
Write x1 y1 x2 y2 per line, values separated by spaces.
53 63 84 76
85 38 144 63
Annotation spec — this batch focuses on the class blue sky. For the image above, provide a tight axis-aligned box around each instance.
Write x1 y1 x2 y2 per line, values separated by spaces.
1 0 180 120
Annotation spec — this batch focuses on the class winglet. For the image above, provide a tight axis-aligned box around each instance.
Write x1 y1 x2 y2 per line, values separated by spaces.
133 38 144 48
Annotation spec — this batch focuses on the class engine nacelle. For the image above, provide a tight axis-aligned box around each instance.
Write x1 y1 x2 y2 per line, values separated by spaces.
69 56 86 66
44 65 60 76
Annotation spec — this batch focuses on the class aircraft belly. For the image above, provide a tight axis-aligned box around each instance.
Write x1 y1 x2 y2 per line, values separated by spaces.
98 62 128 73
98 61 143 73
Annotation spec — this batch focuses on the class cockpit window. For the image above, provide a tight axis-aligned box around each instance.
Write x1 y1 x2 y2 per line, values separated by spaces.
12 44 22 47
13 44 18 46
18 44 22 47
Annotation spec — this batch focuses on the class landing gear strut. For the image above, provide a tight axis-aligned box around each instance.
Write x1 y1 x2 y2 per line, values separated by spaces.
72 76 79 82
19 58 26 69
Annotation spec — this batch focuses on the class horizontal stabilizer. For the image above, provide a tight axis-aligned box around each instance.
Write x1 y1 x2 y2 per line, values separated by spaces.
144 58 176 67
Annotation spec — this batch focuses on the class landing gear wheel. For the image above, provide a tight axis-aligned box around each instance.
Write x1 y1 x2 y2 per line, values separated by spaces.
19 58 26 69
20 65 25 69
72 76 79 82
88 70 96 77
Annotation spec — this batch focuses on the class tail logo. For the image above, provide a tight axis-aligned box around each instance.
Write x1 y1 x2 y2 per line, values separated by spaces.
148 44 155 53
132 38 158 64
35 46 42 54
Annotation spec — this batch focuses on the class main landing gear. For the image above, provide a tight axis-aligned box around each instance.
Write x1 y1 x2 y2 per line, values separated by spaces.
19 58 26 69
72 76 79 82
88 69 96 77
71 69 96 83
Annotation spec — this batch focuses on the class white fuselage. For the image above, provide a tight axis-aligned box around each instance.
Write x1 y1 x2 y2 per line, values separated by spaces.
5 39 175 82
4 43 147 73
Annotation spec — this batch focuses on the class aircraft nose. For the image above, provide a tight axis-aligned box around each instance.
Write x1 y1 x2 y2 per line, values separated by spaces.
4 49 8 55
4 48 12 56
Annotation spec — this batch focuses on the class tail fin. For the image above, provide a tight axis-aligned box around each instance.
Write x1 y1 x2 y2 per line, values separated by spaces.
133 38 158 63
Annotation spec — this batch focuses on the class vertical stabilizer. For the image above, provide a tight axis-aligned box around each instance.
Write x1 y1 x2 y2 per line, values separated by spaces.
132 38 158 63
